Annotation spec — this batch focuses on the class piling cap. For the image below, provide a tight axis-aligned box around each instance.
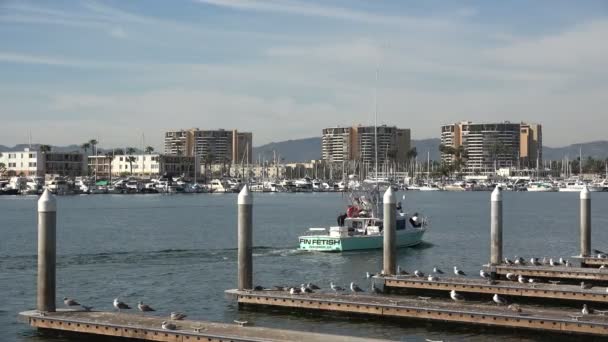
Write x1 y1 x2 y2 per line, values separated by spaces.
491 185 502 202
580 186 591 200
238 185 253 205
383 187 396 204
38 188 57 212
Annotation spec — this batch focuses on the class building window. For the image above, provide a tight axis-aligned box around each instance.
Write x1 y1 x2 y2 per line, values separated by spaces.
29 162 36 167
29 153 35 158
8 154 15 158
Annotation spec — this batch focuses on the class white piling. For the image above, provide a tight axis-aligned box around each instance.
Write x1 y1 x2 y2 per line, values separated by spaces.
238 185 253 290
383 187 396 275
490 186 503 266
580 186 591 257
37 189 57 312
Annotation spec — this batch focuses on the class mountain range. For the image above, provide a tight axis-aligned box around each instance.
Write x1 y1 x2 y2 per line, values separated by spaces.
2 139 607 162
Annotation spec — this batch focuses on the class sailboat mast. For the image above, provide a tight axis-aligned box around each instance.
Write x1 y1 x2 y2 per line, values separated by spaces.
373 67 380 218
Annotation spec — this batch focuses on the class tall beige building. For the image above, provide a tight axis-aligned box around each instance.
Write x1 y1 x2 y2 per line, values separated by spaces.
440 121 542 174
322 125 411 163
164 129 252 163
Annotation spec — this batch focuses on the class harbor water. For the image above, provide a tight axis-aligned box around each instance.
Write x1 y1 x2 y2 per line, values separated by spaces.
2 192 608 341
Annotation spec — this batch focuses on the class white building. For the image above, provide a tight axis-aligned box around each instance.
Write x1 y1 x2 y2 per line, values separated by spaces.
0 148 85 177
88 154 197 178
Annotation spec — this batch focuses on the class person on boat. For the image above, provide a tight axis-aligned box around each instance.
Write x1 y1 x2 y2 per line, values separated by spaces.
347 205 360 218
337 213 347 227
410 212 422 228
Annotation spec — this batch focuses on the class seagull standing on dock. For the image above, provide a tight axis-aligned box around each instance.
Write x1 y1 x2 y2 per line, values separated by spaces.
582 304 590 315
504 258 514 265
518 275 527 284
549 258 559 266
450 290 465 302
307 283 320 290
414 270 425 278
530 258 541 266
289 287 301 295
170 312 187 320
63 297 81 307
161 321 177 330
113 298 131 312
493 294 508 305
479 270 490 279
350 282 364 293
301 284 313 293
137 301 155 313
428 275 438 282
506 273 517 281
433 267 444 274
397 265 408 275
330 282 344 292
514 256 524 265
453 267 466 276
366 272 375 279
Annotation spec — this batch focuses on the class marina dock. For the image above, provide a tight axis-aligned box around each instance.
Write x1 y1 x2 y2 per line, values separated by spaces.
484 264 608 282
19 310 384 342
228 289 608 336
382 275 608 304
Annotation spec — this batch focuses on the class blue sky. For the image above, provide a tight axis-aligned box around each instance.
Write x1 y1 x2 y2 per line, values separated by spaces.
1 0 607 149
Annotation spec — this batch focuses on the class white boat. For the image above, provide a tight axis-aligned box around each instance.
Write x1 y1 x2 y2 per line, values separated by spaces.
294 177 313 192
559 180 603 192
527 181 558 192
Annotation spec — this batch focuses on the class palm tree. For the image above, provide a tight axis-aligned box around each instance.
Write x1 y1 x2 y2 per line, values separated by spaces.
125 147 137 175
39 145 52 153
105 151 115 182
0 162 6 176
89 139 98 155
81 142 91 155
203 154 214 183
145 146 155 154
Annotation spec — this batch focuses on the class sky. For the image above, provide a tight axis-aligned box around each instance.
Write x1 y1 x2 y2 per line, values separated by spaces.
1 0 607 150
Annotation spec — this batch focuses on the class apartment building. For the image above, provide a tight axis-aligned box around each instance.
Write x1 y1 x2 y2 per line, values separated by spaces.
440 121 542 175
321 125 411 163
0 148 85 177
88 154 196 178
164 128 252 164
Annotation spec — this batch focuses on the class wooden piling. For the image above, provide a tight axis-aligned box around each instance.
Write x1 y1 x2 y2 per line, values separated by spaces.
238 185 253 290
383 187 396 276
490 186 502 267
580 186 591 257
37 189 56 312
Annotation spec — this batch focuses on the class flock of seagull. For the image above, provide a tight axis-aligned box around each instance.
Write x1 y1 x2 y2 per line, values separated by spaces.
61 297 187 330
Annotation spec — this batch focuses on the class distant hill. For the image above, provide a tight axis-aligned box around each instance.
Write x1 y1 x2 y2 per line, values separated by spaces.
544 141 608 160
0 144 143 154
252 137 321 163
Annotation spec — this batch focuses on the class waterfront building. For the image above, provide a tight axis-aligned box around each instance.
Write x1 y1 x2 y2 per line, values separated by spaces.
440 121 542 175
0 148 85 177
88 154 196 178
164 128 252 164
321 125 411 163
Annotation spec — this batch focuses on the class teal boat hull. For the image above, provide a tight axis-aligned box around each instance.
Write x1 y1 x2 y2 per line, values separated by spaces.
298 229 426 252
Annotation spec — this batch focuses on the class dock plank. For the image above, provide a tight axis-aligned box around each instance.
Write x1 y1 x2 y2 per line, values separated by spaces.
484 264 608 281
19 309 387 342
381 276 608 303
228 289 608 336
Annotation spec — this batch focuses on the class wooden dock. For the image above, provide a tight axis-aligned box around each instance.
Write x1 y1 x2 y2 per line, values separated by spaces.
19 309 387 342
381 276 608 304
573 256 608 268
484 264 608 282
227 289 608 336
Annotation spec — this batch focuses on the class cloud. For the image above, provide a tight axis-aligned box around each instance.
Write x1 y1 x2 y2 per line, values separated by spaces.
109 27 127 39
486 20 608 71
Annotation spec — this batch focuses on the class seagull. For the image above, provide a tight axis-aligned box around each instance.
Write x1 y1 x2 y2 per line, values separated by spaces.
518 275 527 284
594 249 606 255
366 272 375 279
63 297 81 307
508 304 522 313
600 265 607 270
559 257 565 264
598 253 608 259
138 301 155 312
581 282 593 290
170 312 187 320
453 266 466 276
414 270 425 278
161 321 177 330
528 278 537 283
428 275 438 281
350 282 364 293
307 283 320 290
450 290 465 302
433 267 444 274
504 258 514 265
565 260 572 267
549 258 559 266
506 273 517 281
301 284 313 293
330 282 344 292
493 294 508 305
582 304 590 315
530 257 541 266
113 298 131 312
371 281 382 294
397 265 408 275
289 287 301 295
514 256 525 265
479 270 490 279
542 257 548 265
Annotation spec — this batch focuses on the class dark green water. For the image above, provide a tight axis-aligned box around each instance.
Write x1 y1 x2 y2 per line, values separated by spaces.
1 192 607 341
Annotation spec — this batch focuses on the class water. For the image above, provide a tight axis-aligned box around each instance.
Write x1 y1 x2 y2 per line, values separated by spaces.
1 191 608 341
